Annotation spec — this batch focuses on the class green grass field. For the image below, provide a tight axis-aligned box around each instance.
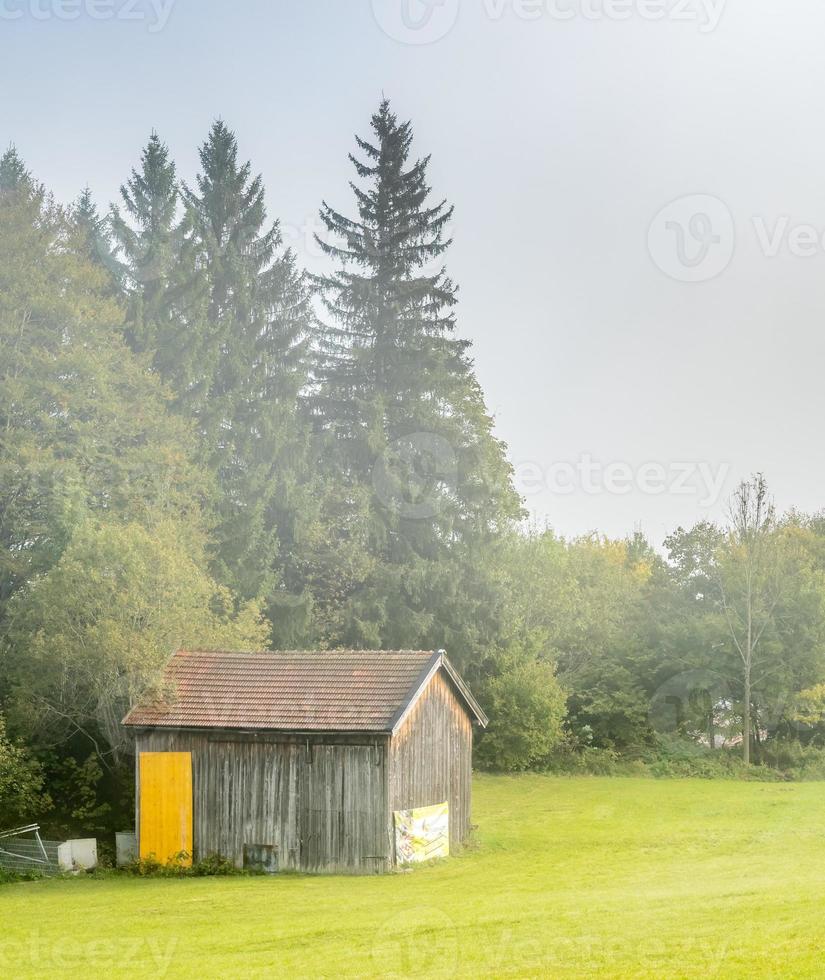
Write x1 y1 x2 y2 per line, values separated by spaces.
3 775 825 978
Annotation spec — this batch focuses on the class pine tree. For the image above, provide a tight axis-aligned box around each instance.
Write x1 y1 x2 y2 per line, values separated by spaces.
310 100 522 658
0 145 29 194
313 100 459 471
71 186 121 292
176 121 316 611
110 132 186 366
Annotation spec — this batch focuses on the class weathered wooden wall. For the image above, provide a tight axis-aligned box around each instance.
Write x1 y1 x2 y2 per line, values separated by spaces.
387 671 474 851
133 729 391 873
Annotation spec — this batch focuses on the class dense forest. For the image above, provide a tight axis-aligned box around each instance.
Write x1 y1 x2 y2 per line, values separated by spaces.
4 101 825 840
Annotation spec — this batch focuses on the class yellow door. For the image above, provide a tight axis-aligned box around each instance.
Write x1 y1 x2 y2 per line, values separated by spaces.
139 751 193 866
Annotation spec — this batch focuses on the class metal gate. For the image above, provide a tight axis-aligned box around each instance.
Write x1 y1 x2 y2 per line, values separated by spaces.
0 824 60 874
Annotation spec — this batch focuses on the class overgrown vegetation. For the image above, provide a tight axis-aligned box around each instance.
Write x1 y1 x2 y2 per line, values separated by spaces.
539 734 825 781
122 852 243 877
0 716 49 827
0 867 44 886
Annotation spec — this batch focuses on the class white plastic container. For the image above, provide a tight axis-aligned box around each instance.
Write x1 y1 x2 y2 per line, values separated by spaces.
57 838 98 872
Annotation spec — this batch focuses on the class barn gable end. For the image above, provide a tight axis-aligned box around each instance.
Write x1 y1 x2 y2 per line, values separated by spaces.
388 669 474 850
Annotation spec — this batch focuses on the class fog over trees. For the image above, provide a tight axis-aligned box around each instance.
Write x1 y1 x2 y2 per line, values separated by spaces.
4 104 825 835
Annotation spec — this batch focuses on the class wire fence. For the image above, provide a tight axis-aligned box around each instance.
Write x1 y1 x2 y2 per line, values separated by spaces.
0 826 61 875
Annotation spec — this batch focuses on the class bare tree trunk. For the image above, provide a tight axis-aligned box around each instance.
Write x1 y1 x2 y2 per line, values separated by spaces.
743 561 753 765
720 475 780 767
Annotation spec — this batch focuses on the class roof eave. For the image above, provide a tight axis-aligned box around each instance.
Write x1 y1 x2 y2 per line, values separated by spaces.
440 654 489 728
122 722 394 735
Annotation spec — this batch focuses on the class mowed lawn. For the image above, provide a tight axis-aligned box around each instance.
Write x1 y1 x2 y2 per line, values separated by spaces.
3 776 825 979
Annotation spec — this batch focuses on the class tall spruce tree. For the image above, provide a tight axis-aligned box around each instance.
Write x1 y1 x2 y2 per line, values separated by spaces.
71 186 121 293
311 100 522 659
110 132 190 372
174 121 316 615
0 145 27 193
313 101 458 466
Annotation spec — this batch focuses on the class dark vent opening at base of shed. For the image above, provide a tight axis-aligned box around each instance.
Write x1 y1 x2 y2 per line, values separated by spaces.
243 843 278 874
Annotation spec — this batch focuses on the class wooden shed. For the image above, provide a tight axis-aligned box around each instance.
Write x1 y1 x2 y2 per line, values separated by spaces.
123 649 487 874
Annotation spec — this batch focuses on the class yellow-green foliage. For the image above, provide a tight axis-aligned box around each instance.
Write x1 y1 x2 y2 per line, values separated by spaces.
3 776 825 977
793 683 825 728
4 519 268 755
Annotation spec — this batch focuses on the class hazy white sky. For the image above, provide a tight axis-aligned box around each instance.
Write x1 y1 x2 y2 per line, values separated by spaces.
4 0 825 545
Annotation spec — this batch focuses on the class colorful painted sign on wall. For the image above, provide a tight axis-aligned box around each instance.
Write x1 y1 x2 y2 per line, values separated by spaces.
394 801 449 864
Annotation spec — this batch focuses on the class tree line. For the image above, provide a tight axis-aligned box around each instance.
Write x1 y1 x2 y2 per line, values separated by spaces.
3 101 825 837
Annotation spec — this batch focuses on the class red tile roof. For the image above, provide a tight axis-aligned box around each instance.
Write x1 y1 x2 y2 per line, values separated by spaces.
122 649 486 732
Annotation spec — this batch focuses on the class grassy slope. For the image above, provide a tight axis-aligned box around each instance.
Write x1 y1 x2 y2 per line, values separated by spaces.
3 776 825 978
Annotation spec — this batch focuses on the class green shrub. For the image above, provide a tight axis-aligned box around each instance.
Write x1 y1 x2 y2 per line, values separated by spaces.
541 735 807 780
122 851 242 877
544 741 631 776
475 650 566 772
759 739 825 780
191 853 241 877
0 867 44 886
